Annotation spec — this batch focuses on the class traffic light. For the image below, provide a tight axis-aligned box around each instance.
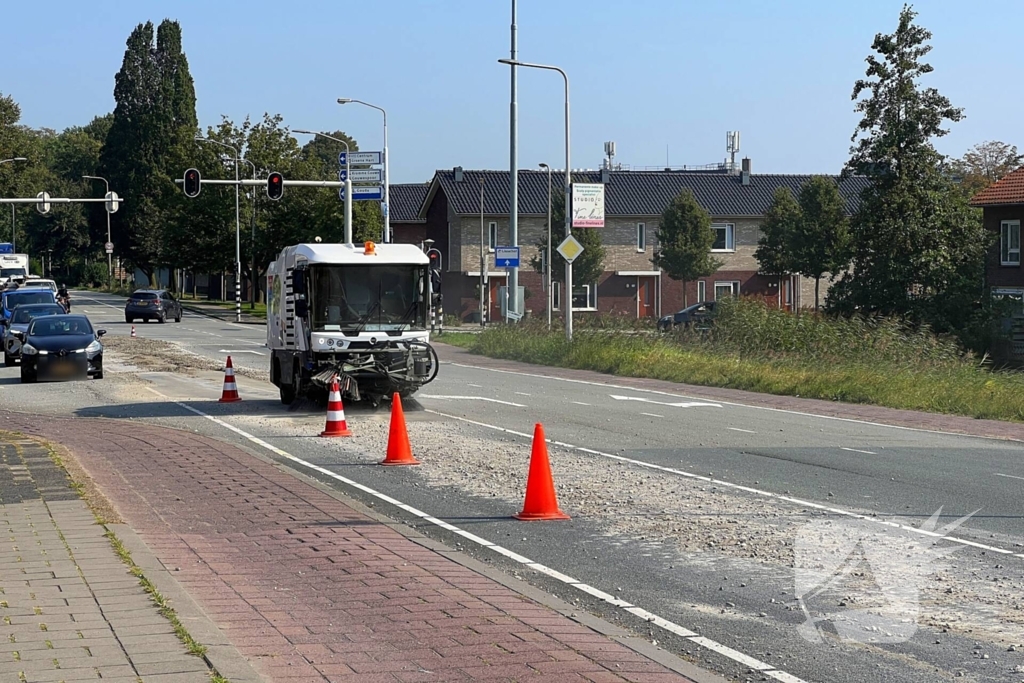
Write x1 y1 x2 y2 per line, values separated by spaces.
427 249 442 292
183 168 201 198
267 172 284 200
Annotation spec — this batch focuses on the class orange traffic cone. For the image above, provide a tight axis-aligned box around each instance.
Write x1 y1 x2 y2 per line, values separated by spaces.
130 325 136 338
381 393 419 466
320 376 352 437
514 424 570 521
218 356 241 403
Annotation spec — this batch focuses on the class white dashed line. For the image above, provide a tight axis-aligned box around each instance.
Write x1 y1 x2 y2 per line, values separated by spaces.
572 401 591 406
994 473 1024 482
142 387 809 683
640 413 663 418
419 395 525 407
840 447 877 455
728 427 756 434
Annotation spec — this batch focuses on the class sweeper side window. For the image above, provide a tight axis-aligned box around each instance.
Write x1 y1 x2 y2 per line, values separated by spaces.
310 264 427 333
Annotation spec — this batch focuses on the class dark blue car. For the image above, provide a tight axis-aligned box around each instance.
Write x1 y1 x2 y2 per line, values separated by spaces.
1 287 57 334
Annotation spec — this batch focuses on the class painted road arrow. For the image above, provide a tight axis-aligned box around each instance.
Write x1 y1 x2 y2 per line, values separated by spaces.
610 394 721 408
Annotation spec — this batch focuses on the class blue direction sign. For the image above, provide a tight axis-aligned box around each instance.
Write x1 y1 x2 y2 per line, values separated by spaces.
495 246 520 268
338 151 383 166
339 185 384 201
338 168 383 183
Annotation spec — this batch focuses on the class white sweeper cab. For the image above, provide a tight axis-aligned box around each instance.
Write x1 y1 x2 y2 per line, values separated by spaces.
266 240 439 406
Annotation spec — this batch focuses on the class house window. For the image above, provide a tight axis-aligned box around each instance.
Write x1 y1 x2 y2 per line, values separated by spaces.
714 281 739 301
711 223 735 252
637 223 646 252
572 283 598 311
697 280 706 303
1001 220 1021 266
488 222 498 252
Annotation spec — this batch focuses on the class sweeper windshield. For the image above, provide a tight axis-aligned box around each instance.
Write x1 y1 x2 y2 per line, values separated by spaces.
309 264 428 333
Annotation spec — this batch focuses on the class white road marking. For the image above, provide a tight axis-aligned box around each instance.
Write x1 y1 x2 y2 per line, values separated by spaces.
218 349 265 355
994 473 1024 482
419 395 525 407
729 428 757 434
610 394 721 408
840 447 877 455
572 401 591 406
450 362 1024 444
514 392 531 396
424 408 1022 561
141 386 807 683
640 413 663 419
467 383 483 388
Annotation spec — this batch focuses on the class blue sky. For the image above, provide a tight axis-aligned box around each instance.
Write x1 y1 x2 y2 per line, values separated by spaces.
3 1 1020 183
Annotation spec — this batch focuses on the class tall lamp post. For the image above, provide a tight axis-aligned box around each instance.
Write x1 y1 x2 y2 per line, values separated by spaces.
538 163 553 330
498 59 572 341
293 130 353 244
195 135 242 323
2 157 28 251
82 175 112 288
336 99 389 243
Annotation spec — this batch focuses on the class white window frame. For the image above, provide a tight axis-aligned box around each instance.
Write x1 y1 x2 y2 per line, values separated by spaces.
1001 220 1021 266
636 222 647 253
711 223 735 252
697 280 706 303
488 221 498 253
572 282 599 311
714 280 740 301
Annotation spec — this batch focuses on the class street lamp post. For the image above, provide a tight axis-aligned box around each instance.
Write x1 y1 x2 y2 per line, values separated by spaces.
195 136 242 323
498 59 572 341
479 177 486 329
336 99 389 243
293 130 353 244
82 175 111 288
2 158 28 252
539 163 553 330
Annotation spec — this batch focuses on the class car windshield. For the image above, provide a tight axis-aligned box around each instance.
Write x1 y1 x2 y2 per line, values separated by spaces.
5 291 56 310
132 292 159 300
1 268 26 278
28 317 93 336
12 306 64 323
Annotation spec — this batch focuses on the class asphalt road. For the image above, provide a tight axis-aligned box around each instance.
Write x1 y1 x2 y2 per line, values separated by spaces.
10 289 1023 683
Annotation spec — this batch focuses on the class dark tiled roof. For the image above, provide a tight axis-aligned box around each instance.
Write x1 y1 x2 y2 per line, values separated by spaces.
431 169 870 218
971 166 1024 206
389 183 430 223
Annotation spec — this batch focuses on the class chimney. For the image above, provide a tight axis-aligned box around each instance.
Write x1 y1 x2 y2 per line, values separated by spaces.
454 166 464 182
601 167 610 184
740 157 751 186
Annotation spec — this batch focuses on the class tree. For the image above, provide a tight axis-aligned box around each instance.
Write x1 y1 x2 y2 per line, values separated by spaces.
755 187 801 278
793 177 850 310
653 189 721 306
828 5 988 341
100 20 198 285
952 140 1023 196
529 180 605 304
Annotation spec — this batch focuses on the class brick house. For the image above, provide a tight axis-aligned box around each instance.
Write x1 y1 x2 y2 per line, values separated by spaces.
389 183 430 245
392 164 868 323
971 166 1024 311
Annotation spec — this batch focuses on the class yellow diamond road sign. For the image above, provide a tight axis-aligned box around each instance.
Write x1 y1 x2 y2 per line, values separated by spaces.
557 234 584 263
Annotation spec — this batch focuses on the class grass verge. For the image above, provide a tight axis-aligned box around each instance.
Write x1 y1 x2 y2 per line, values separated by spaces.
448 304 1024 422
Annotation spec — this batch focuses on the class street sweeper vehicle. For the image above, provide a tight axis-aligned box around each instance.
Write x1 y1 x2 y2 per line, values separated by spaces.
266 241 439 406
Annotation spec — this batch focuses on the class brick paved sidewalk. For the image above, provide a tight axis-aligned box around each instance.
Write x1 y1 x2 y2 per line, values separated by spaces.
435 343 1024 441
1 413 710 683
0 432 217 683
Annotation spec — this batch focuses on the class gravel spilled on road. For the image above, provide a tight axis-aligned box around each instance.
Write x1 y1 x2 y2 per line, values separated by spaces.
104 338 1024 653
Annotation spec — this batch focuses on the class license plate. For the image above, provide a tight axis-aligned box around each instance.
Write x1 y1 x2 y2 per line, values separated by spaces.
52 362 76 377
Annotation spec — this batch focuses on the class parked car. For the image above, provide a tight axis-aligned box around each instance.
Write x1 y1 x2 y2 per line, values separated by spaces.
125 289 182 324
13 314 105 383
4 303 67 366
657 301 717 332
1 287 58 335
23 278 57 293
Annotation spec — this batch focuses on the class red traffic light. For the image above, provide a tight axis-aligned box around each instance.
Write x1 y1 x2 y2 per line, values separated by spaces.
183 168 201 197
267 172 284 200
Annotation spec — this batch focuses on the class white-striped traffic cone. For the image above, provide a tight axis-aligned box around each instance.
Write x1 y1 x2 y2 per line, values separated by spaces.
218 356 241 403
320 376 352 437
130 325 136 338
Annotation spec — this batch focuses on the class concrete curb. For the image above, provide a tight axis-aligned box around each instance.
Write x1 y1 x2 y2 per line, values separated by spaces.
107 523 263 683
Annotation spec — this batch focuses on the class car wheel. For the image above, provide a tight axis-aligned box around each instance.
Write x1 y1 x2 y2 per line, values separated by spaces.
93 370 103 380
175 310 182 323
158 314 166 324
125 316 132 324
279 381 296 405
